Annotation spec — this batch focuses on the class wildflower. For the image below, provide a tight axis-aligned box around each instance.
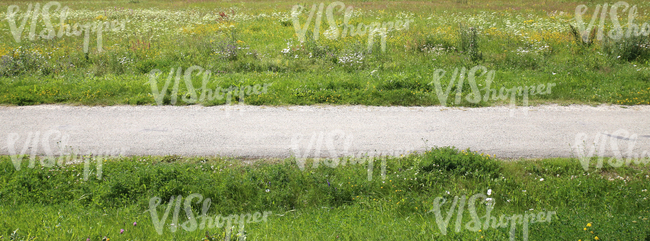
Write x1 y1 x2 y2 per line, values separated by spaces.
540 178 544 181
120 229 124 234
266 189 270 192
487 189 492 196
594 237 599 240
587 223 591 227
133 222 137 226
327 179 330 187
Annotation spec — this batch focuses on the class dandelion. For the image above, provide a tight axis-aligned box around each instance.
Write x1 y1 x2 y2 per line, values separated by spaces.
587 223 591 227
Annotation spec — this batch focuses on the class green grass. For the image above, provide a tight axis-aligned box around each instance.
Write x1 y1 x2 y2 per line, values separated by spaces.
1 0 650 106
1 147 649 240
2 0 650 240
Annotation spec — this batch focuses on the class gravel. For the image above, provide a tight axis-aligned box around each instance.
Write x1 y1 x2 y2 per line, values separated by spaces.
1 104 648 159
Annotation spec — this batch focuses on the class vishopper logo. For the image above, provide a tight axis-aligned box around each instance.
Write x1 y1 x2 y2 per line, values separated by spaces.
6 130 129 180
290 129 353 170
573 1 650 43
290 129 415 181
6 130 69 170
430 193 556 241
147 65 272 116
148 194 271 236
428 65 555 116
573 129 650 171
5 1 127 53
291 1 413 52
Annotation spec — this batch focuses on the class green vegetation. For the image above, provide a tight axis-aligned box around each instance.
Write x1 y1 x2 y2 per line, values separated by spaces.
0 0 649 106
2 0 649 240
1 147 649 240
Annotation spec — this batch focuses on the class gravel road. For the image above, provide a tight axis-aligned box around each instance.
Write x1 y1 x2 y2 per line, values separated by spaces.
1 104 649 160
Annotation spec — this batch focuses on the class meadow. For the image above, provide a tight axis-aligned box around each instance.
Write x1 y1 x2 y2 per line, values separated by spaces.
0 0 649 106
2 0 650 240
1 147 649 240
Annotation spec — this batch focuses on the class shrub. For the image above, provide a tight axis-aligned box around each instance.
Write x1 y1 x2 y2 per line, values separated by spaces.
603 35 650 62
419 146 501 179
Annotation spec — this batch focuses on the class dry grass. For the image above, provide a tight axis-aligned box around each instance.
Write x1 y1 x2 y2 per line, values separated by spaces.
2 0 647 13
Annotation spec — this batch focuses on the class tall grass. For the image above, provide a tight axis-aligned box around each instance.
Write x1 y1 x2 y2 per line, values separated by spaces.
0 0 649 106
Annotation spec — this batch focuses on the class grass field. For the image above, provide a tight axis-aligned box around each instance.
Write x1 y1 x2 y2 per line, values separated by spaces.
2 0 650 240
1 147 649 240
1 0 649 106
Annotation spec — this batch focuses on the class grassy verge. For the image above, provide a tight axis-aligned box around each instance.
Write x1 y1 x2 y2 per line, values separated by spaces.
1 0 650 106
1 147 649 240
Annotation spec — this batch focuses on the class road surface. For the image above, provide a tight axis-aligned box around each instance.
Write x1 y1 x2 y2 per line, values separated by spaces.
1 104 649 160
